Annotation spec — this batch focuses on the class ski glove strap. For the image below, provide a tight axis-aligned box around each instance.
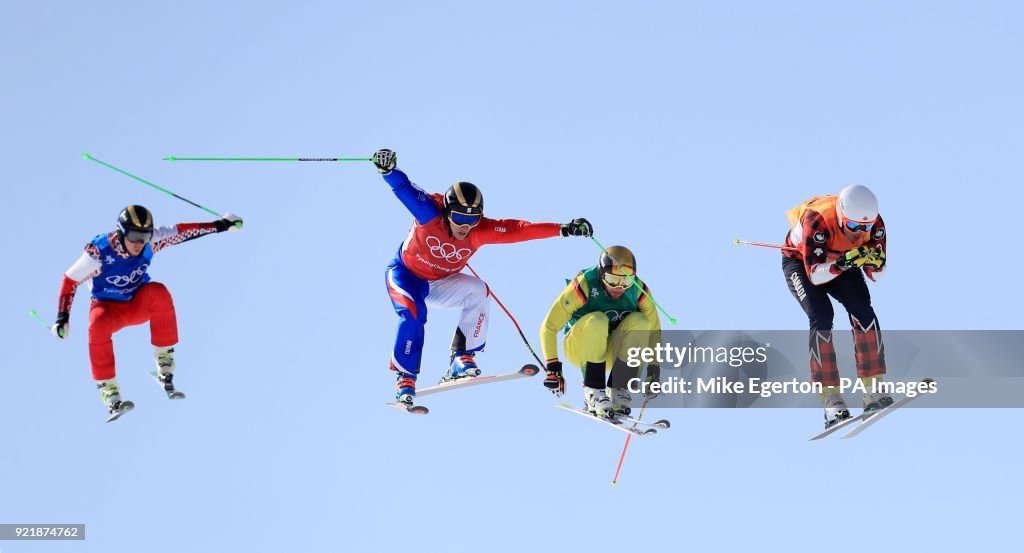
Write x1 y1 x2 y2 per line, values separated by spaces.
560 218 593 237
544 361 565 397
373 149 397 175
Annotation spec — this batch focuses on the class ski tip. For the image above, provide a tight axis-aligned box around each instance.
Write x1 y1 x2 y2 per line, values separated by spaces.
520 365 540 376
82 152 91 159
655 420 671 429
386 402 429 415
163 156 177 161
611 481 617 487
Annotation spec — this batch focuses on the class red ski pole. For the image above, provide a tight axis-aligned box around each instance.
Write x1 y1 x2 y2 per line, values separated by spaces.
733 238 800 252
611 396 651 486
465 264 545 369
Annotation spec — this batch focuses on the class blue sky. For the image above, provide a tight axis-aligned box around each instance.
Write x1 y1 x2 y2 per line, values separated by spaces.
2 1 1021 551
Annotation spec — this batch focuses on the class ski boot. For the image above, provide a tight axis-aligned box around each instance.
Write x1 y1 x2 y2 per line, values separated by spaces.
97 378 135 423
440 351 481 383
583 386 613 418
822 390 851 429
609 387 633 418
395 373 418 406
153 346 185 399
863 390 895 414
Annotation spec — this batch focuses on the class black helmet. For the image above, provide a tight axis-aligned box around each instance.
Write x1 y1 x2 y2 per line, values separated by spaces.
443 182 484 226
598 245 636 289
116 205 154 243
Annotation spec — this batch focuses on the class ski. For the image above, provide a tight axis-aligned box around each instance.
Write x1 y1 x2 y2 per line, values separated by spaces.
386 402 429 415
808 412 867 441
105 401 135 423
840 378 935 439
616 415 671 429
150 371 186 400
556 403 656 436
417 364 540 397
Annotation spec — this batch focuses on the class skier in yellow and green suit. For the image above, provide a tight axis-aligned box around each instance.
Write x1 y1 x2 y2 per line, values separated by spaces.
539 246 661 417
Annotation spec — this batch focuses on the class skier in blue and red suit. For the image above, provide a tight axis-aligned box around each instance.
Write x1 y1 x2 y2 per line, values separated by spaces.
51 204 242 421
373 148 593 406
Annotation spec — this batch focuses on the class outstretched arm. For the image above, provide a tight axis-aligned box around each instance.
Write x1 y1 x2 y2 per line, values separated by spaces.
151 214 243 253
381 169 442 224
373 149 441 224
472 217 593 245
473 218 561 245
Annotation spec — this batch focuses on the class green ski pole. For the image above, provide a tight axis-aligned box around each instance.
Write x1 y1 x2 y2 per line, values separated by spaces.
29 309 49 331
83 154 236 226
588 234 677 325
164 156 371 162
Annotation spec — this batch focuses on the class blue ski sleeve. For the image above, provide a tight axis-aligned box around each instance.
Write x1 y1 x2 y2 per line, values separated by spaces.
383 169 441 224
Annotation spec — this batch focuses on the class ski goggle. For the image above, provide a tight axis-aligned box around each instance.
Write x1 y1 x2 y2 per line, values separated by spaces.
843 218 874 233
123 229 153 243
449 211 482 228
602 270 635 289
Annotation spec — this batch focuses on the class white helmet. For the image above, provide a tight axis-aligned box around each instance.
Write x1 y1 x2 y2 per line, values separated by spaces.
837 184 878 224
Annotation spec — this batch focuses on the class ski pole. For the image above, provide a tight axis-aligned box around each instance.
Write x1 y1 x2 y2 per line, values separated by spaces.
587 235 677 325
465 264 546 369
29 309 50 331
83 154 236 225
164 156 372 162
733 239 799 252
612 395 651 486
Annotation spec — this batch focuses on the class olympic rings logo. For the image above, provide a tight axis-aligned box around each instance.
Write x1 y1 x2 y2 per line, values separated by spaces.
105 264 148 287
605 310 628 323
426 236 471 262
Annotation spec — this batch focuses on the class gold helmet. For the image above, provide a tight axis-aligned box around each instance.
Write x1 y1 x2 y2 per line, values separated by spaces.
598 245 636 289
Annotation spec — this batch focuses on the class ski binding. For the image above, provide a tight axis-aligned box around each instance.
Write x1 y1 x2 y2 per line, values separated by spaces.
418 364 540 397
556 403 657 436
150 371 186 399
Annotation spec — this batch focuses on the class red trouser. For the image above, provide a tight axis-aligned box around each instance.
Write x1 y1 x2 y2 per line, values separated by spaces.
88 282 178 380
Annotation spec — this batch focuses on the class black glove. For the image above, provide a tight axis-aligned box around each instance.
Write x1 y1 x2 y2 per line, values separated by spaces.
834 246 872 272
643 364 661 400
560 218 593 237
214 213 244 232
52 312 70 339
373 149 397 175
543 361 565 397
